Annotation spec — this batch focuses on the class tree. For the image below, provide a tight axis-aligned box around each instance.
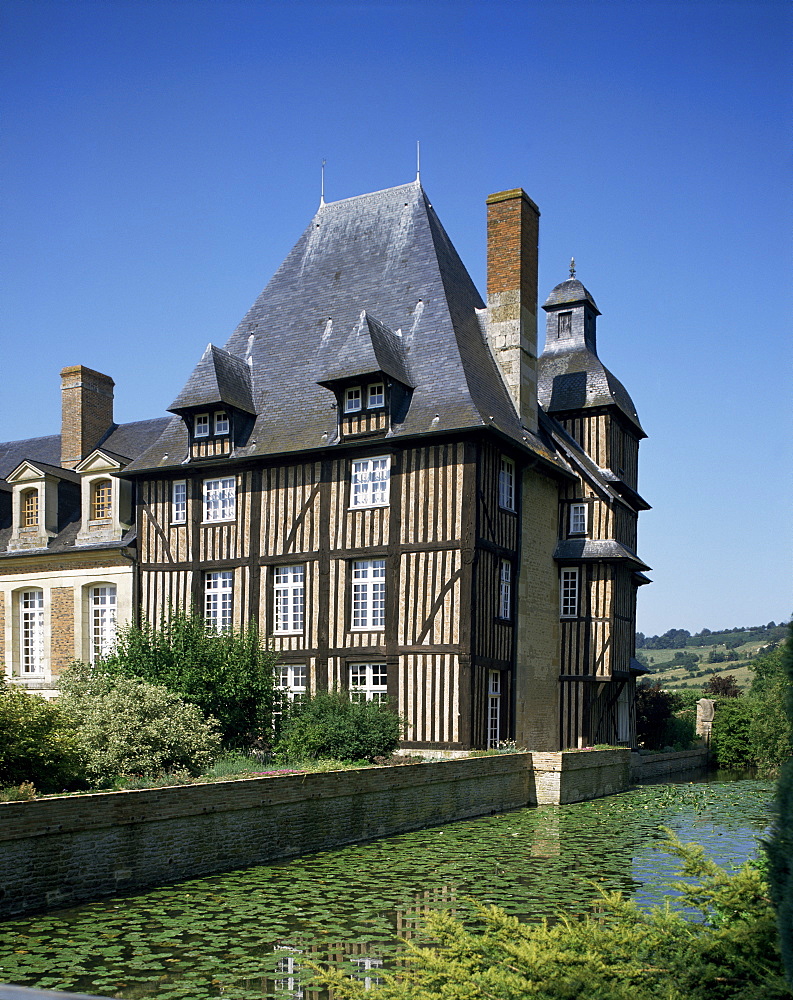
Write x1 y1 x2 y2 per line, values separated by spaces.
98 610 280 748
711 697 755 769
314 832 789 1000
0 679 82 792
58 664 221 785
764 624 793 984
703 674 741 698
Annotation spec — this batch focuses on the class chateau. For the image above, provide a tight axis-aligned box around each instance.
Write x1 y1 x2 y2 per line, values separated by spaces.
1 181 650 750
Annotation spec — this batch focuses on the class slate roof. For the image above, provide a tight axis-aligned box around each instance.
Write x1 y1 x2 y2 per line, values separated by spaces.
553 538 650 572
169 345 255 416
539 278 644 437
0 418 169 556
127 181 560 474
318 311 414 388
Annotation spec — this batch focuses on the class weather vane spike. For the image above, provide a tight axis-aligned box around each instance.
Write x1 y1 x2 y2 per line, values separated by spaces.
416 140 421 182
569 256 576 279
320 158 326 206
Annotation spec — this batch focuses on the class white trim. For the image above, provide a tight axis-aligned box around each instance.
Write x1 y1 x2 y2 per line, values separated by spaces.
89 584 117 663
351 559 385 630
350 456 390 508
349 662 388 703
276 663 308 701
194 413 210 437
20 590 45 675
498 456 515 511
569 503 587 535
560 567 579 618
499 559 512 620
344 387 362 413
274 565 304 634
214 410 229 435
203 477 235 522
367 382 385 408
204 571 233 630
172 480 187 524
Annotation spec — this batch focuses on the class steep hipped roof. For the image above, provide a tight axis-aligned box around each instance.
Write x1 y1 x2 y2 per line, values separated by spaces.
318 311 414 388
539 277 644 437
168 344 255 416
128 181 542 473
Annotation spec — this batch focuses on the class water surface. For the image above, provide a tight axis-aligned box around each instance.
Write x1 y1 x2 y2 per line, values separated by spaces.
0 777 774 999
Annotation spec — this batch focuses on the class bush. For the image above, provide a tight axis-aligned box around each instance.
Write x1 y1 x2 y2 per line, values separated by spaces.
98 611 280 749
276 691 402 763
711 697 756 769
57 664 222 785
703 674 742 698
0 680 82 792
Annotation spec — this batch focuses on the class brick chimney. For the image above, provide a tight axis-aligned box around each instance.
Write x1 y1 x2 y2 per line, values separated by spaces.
486 189 540 432
60 365 115 469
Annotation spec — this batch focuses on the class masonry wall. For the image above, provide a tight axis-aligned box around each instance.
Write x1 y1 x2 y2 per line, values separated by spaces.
515 468 560 749
0 756 536 919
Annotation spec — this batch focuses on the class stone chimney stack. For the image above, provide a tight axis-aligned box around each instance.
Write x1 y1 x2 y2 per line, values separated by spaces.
486 189 540 432
60 365 115 469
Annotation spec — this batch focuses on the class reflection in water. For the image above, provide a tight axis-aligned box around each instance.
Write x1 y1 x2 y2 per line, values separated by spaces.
0 779 774 999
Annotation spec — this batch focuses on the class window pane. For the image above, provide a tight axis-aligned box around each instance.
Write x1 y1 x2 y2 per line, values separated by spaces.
195 414 209 437
92 480 112 520
351 560 386 630
367 383 384 408
205 571 233 629
214 411 229 435
172 481 187 523
499 457 515 510
344 387 362 413
351 456 390 508
23 490 38 527
274 565 304 633
570 503 587 534
21 590 45 674
203 477 235 521
349 663 388 703
90 585 117 662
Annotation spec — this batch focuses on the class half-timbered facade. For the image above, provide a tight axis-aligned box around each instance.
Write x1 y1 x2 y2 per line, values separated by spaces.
123 181 650 750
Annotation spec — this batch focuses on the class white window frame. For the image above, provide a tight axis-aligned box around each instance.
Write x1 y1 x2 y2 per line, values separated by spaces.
487 669 501 748
344 386 362 413
172 480 187 524
214 410 229 435
349 663 388 704
89 585 117 663
499 560 512 620
274 565 304 634
276 664 308 702
350 455 390 509
205 571 233 630
560 567 579 619
569 502 587 535
20 590 45 675
367 382 385 408
203 476 236 522
351 559 385 630
499 456 515 511
194 413 210 437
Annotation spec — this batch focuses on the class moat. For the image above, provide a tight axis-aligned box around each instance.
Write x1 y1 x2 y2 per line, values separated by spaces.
0 775 774 999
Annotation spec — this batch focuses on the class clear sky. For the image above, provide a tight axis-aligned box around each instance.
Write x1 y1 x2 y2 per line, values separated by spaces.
1 0 790 636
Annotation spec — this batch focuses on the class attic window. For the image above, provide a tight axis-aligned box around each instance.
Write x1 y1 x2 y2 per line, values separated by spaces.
557 312 572 338
344 387 362 413
195 414 210 437
92 480 112 520
214 411 229 435
22 489 38 528
367 383 384 408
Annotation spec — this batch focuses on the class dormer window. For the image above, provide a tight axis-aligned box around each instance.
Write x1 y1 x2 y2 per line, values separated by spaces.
367 383 384 408
344 387 362 413
91 479 112 520
214 411 229 435
21 489 38 527
194 414 210 437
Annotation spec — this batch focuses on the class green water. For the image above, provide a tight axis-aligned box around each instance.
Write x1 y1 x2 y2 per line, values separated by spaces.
0 776 775 999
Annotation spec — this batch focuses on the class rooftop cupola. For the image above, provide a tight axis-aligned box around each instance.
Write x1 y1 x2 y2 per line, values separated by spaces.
540 261 601 356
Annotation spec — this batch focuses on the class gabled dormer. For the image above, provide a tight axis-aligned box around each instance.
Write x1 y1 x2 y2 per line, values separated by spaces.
317 311 414 439
6 461 80 551
74 448 134 545
168 344 256 461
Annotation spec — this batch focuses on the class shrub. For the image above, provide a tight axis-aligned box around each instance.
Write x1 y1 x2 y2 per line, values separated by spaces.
0 680 82 792
98 611 280 748
276 691 402 763
315 831 789 1000
703 674 742 698
57 664 221 785
711 697 756 769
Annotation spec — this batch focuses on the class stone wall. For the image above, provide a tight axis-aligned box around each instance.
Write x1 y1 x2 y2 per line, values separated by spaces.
532 749 630 804
630 747 710 781
0 750 637 920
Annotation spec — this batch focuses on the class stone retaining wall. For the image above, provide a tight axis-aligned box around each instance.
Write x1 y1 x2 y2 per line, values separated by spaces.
630 747 710 780
0 749 632 920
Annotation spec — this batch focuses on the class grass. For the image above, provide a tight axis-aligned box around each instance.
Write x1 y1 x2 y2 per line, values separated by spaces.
638 642 768 691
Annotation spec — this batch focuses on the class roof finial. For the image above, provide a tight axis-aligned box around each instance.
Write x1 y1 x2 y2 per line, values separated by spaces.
416 140 421 183
569 256 576 279
320 158 326 207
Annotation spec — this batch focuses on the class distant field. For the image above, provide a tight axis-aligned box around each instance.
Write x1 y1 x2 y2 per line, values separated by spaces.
638 641 769 691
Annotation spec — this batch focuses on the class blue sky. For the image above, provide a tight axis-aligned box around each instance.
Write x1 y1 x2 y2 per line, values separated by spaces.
1 0 790 635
